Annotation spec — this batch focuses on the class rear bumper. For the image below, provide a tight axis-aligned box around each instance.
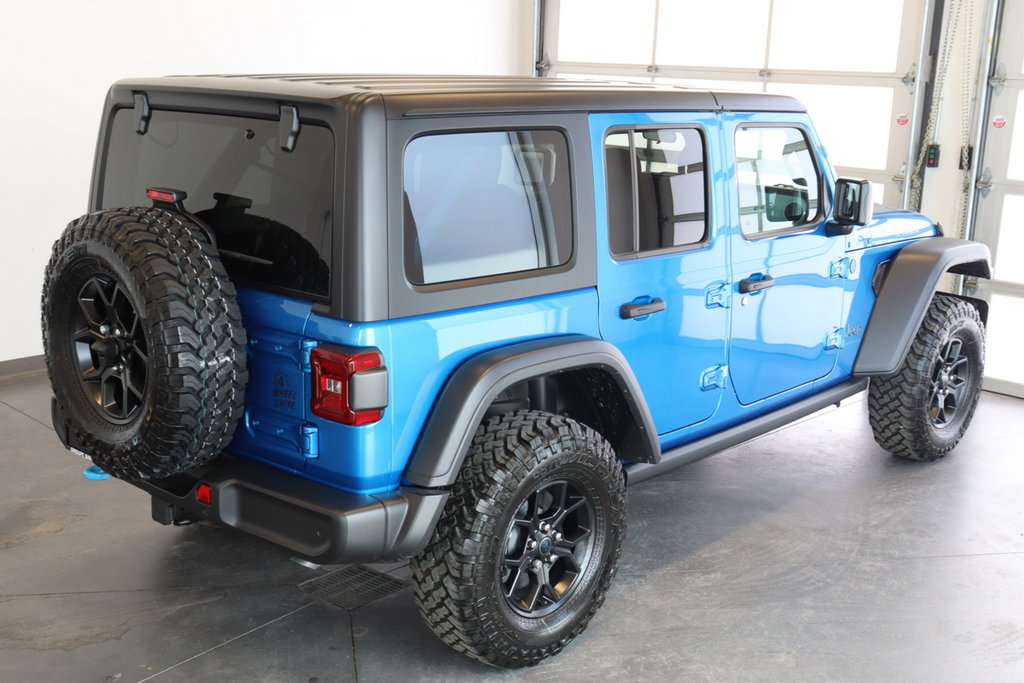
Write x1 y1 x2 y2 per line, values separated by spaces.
136 455 449 564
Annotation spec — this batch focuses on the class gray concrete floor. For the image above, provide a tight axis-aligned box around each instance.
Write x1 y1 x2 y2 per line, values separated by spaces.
2 367 1023 682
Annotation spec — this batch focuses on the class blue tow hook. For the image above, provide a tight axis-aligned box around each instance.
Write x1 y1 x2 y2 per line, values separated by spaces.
83 465 110 481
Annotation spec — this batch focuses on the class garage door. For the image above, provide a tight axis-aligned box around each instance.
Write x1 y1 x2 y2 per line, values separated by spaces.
968 0 1024 397
542 0 930 206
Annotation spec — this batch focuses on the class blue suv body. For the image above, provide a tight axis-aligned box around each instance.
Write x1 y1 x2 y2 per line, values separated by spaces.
43 76 991 668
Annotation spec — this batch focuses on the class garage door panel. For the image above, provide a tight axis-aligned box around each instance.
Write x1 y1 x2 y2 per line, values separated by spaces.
546 0 926 214
769 0 906 73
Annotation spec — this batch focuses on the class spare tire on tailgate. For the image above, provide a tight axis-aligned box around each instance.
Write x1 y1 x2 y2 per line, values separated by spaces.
41 207 248 481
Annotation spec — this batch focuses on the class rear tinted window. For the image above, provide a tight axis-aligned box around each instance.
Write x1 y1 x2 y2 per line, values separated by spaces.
101 109 334 299
403 130 572 285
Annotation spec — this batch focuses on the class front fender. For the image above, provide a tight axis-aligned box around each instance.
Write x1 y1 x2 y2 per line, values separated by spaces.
403 335 659 489
853 237 990 376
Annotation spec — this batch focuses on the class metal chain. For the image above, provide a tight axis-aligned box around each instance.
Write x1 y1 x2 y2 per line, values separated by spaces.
909 0 972 216
955 0 976 238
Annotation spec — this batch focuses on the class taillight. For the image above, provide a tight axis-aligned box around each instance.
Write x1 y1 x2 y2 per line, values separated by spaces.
195 483 213 505
310 346 387 425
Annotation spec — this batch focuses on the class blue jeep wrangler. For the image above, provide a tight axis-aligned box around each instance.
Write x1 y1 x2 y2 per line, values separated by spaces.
41 76 991 668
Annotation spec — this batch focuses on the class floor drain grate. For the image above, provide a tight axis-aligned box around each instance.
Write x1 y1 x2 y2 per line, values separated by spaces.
299 565 408 610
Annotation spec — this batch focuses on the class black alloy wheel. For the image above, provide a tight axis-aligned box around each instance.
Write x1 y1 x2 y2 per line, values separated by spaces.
501 479 596 618
928 337 971 428
72 272 149 423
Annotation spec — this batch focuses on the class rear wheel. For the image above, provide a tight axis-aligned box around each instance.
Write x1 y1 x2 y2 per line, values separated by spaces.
869 294 985 461
411 411 625 668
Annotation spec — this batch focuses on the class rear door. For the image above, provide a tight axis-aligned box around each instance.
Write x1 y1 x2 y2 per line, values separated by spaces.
593 113 729 435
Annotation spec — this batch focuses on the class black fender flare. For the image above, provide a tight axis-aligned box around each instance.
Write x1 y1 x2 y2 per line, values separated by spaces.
403 335 659 489
853 237 990 376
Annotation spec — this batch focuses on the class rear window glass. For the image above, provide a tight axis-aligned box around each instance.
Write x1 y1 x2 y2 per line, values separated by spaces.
403 130 572 285
101 109 334 299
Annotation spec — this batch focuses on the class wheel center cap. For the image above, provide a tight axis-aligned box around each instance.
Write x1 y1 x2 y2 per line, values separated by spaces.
92 338 121 368
539 537 553 555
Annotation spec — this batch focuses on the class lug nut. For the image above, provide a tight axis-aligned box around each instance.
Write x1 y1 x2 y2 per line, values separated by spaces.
528 540 538 550
99 325 110 335
554 532 562 541
532 559 542 569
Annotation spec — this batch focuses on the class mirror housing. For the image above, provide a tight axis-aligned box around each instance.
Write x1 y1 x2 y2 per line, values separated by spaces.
830 178 873 235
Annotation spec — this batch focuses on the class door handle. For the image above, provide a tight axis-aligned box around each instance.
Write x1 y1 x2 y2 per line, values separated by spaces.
738 275 776 293
620 298 666 319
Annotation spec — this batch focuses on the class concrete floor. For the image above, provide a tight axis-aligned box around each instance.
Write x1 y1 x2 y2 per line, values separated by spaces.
2 367 1023 682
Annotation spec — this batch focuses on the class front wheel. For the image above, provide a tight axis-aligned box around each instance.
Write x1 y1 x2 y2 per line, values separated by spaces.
869 294 985 461
411 411 625 668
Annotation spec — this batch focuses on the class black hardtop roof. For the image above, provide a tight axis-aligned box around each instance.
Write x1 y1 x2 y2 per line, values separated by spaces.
112 74 806 117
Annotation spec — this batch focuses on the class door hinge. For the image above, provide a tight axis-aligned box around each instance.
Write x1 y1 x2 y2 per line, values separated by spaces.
299 339 319 372
989 63 1006 95
825 328 845 350
705 283 730 309
901 63 917 88
977 167 993 198
892 163 907 193
829 257 856 279
247 410 320 459
300 424 319 459
700 365 729 391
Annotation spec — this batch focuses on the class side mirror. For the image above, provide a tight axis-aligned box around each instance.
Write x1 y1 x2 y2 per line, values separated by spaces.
830 178 873 234
765 183 809 224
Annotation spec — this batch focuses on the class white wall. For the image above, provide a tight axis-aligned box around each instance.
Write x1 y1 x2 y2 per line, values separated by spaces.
0 0 535 363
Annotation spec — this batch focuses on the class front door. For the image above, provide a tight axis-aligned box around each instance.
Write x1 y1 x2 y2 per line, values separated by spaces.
725 118 847 405
593 114 729 435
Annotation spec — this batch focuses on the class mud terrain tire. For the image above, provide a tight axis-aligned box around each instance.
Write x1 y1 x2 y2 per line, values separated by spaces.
411 411 626 668
42 207 247 480
869 294 984 461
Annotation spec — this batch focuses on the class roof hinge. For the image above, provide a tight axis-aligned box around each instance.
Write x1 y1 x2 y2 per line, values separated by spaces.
133 92 151 135
279 104 301 153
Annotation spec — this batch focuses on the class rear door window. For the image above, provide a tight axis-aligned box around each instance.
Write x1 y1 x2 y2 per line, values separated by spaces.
604 128 708 257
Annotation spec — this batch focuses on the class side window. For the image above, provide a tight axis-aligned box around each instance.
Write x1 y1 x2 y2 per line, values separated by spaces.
735 126 822 237
403 130 572 285
605 128 707 258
